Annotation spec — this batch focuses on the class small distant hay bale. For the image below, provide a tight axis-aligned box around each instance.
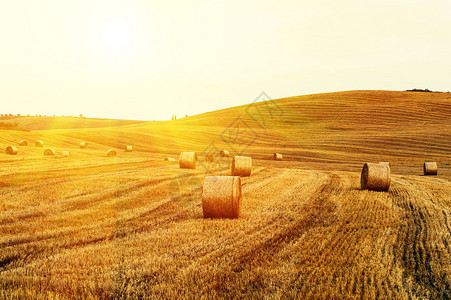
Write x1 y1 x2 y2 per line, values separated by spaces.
220 150 230 157
179 152 197 169
423 162 437 175
35 140 44 147
202 176 242 219
107 149 117 157
205 154 214 162
273 153 283 161
44 149 55 156
80 142 88 149
6 146 18 155
361 163 390 191
164 157 175 161
231 156 252 177
62 151 70 157
125 145 133 152
19 140 28 146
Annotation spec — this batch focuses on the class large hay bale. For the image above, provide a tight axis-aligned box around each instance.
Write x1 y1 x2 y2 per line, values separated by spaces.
231 156 252 177
202 176 242 219
205 154 214 162
220 150 230 157
125 145 133 152
62 151 70 157
361 163 390 191
273 153 283 161
80 142 88 149
423 162 437 175
44 149 55 156
179 152 197 169
164 157 175 161
6 146 18 155
379 162 390 167
107 149 117 157
35 140 44 147
19 140 28 146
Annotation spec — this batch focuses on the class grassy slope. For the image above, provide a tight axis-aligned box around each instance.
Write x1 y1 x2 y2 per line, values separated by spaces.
0 90 450 299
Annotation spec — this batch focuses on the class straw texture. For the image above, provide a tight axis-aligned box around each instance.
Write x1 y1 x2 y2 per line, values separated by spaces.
6 146 18 155
231 156 252 177
361 163 390 191
107 149 117 157
220 150 230 157
273 153 283 161
202 176 242 219
179 152 197 169
423 162 437 175
44 149 55 156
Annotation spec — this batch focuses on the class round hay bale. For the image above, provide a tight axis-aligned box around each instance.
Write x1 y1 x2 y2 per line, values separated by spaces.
379 162 390 167
107 149 117 157
273 153 283 161
35 140 44 147
205 154 214 162
423 162 437 175
361 163 390 191
6 146 18 155
179 152 197 169
80 142 88 149
125 145 133 152
44 149 55 156
19 140 28 146
231 156 252 177
220 150 230 157
62 151 70 157
164 157 175 161
202 176 242 219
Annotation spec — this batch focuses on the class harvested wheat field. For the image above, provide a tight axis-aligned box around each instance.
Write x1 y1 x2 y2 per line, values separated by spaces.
0 91 450 299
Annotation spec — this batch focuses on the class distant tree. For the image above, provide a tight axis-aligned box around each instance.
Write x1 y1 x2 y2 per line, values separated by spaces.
17 114 20 117
79 114 84 118
0 121 19 130
406 88 444 93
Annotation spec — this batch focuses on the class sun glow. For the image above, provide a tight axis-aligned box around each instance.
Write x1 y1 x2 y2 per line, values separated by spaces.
96 17 137 56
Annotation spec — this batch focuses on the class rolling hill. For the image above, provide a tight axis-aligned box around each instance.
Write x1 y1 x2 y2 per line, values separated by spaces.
0 115 146 131
0 90 450 299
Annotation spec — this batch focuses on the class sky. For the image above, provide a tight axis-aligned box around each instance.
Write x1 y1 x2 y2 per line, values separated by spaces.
1 0 450 120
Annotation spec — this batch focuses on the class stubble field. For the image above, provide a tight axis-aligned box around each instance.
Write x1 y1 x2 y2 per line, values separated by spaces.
0 90 450 299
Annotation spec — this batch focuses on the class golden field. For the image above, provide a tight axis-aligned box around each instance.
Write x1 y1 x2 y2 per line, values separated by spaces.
0 90 450 299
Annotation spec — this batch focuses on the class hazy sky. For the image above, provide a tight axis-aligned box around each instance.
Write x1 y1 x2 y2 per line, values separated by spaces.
1 0 450 120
